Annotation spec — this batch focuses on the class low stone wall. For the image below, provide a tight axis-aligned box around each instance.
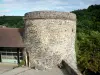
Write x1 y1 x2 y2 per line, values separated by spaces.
23 11 79 74
62 60 82 75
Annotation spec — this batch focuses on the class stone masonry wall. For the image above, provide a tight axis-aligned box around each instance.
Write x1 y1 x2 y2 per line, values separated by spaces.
24 11 78 72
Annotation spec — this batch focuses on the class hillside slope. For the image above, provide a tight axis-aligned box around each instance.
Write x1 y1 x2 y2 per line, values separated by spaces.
72 4 100 75
0 16 24 28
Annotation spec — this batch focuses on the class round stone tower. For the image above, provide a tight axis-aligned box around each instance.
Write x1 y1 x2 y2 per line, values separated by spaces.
24 11 77 71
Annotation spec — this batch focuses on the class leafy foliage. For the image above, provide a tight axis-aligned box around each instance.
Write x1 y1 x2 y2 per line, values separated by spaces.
72 4 100 74
0 16 24 28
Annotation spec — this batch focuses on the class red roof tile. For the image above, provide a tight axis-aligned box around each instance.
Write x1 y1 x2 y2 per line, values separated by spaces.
0 28 24 47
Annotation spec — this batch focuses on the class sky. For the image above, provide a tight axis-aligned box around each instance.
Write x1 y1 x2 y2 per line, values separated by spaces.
0 0 100 16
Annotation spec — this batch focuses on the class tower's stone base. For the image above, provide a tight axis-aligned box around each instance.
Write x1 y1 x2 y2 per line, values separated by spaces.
24 11 81 75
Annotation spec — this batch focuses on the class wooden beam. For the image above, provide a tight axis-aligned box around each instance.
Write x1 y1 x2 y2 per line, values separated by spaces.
0 53 1 62
17 48 20 64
